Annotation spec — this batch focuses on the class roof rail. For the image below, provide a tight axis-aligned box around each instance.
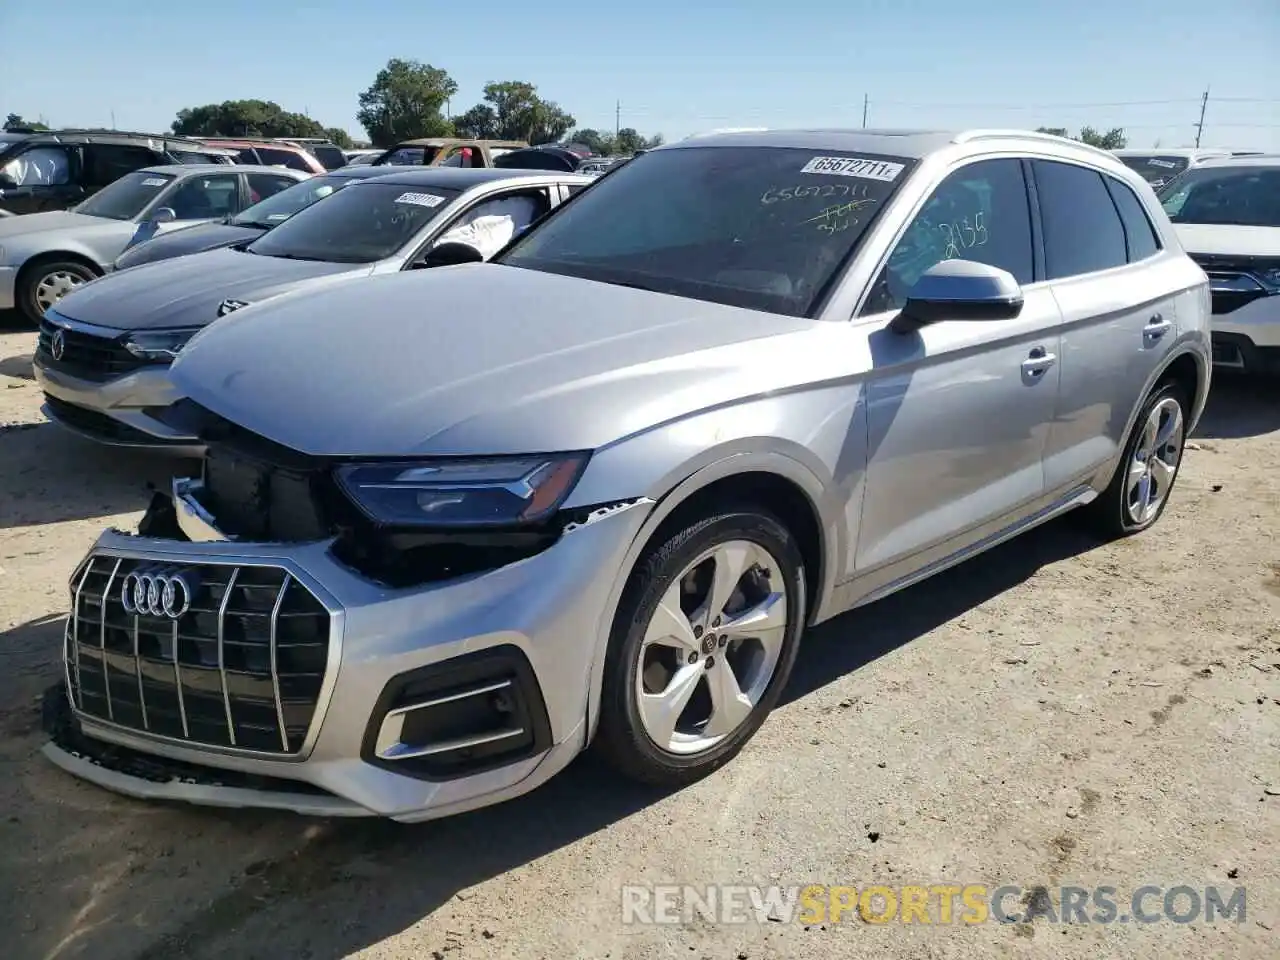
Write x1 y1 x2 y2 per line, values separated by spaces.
31 128 206 141
683 127 770 139
952 128 1115 159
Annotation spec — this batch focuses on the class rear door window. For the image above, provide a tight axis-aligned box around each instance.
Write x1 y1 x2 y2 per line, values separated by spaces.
1032 160 1128 279
246 173 301 206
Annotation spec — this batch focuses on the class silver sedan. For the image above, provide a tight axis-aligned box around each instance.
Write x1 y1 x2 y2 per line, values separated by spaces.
0 164 310 323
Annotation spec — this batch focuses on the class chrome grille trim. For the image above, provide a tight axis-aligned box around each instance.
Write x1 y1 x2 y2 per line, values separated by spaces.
217 567 238 746
63 550 343 761
269 573 291 753
99 558 122 721
171 618 190 739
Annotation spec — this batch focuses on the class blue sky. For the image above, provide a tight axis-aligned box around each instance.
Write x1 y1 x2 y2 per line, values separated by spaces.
2 0 1277 150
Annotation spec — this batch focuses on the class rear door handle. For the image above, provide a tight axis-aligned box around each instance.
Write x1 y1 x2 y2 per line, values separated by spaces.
1022 346 1057 379
1144 313 1172 342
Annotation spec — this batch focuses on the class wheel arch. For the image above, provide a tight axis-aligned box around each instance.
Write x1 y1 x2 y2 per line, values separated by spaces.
16 250 105 303
583 451 838 743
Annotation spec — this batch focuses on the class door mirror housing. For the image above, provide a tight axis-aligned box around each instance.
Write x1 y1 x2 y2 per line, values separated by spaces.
419 241 485 269
150 206 177 224
0 173 16 190
890 259 1024 333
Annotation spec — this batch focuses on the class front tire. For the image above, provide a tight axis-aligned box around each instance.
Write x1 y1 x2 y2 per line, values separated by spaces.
1080 381 1188 538
594 507 806 786
18 259 98 325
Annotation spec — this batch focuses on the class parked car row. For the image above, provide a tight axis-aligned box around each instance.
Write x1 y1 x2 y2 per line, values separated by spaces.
29 127 1221 824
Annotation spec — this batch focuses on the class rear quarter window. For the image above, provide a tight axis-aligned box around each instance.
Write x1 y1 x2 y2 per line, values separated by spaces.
1104 177 1162 262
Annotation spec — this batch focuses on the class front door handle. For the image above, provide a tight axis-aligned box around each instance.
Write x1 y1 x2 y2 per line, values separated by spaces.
1144 313 1172 342
1022 346 1057 380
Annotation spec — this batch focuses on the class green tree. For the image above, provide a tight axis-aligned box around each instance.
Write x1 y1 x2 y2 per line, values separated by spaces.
1035 125 1128 149
459 81 575 145
324 127 354 149
4 113 48 131
357 58 457 147
567 127 665 156
452 104 499 140
1077 126 1128 150
171 100 326 138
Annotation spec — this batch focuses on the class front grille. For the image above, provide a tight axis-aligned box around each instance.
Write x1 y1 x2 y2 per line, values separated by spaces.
64 555 333 755
1205 274 1269 315
36 319 149 382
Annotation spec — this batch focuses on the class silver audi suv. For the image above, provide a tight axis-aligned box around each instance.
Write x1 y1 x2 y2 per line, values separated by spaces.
44 129 1211 821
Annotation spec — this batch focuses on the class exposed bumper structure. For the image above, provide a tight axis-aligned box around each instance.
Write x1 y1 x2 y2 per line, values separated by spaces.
45 500 651 821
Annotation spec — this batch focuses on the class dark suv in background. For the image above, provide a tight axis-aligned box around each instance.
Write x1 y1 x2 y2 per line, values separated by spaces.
0 130 235 216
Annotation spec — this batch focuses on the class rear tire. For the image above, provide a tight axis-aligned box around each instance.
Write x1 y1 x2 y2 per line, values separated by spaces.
594 507 806 786
1079 381 1188 539
18 258 98 325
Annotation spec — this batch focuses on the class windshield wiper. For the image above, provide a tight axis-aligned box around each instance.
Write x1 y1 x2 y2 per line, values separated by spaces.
265 252 326 262
232 220 283 230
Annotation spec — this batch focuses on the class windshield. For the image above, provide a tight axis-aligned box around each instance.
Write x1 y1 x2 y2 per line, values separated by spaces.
244 181 461 263
1158 166 1280 227
1117 155 1191 189
231 174 360 228
75 170 175 220
498 145 914 316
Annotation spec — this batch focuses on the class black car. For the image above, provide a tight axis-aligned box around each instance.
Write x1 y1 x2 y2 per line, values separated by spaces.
112 165 392 270
0 130 235 216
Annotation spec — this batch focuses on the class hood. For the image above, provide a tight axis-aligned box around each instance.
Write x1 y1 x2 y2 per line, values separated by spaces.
0 210 118 239
1174 223 1280 259
54 246 367 331
170 264 819 457
115 222 265 269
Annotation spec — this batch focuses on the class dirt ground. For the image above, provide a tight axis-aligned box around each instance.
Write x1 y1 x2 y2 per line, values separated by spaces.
2 313 1278 960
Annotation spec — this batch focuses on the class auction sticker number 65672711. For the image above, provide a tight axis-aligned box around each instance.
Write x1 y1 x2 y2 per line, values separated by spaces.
800 156 905 182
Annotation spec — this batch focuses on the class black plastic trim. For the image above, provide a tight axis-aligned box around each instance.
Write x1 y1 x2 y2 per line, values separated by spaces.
359 645 554 782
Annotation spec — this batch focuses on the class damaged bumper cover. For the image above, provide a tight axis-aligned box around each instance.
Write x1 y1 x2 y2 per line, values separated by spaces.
46 497 652 821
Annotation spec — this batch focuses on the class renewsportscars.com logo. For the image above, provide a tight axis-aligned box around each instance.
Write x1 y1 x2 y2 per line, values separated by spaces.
620 884 1248 926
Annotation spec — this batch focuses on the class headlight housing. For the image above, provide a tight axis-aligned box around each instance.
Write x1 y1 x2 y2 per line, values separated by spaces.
335 454 589 528
122 328 200 361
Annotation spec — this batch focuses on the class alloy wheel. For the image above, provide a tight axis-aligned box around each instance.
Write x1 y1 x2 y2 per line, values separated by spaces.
1126 396 1184 526
634 540 789 755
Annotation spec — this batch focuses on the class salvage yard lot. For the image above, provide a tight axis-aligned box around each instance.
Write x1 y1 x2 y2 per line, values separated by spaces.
1 316 1278 960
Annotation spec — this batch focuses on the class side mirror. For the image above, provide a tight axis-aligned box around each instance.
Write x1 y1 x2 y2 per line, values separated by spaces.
150 207 177 224
0 173 16 190
419 241 485 269
890 259 1024 333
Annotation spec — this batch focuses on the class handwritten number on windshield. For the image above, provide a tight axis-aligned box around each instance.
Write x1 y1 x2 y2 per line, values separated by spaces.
761 182 871 204
939 213 988 258
803 198 877 234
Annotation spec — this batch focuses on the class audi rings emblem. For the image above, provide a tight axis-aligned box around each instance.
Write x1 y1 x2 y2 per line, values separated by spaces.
121 570 195 619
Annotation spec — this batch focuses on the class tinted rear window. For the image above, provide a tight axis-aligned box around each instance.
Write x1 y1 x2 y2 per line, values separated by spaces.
311 145 348 170
500 146 915 317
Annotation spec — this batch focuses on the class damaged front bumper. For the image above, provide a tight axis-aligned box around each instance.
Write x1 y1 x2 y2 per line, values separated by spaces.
44 496 652 821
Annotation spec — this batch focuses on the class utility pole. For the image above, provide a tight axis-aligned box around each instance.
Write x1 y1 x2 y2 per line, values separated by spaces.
615 100 621 138
862 94 868 128
1194 86 1209 147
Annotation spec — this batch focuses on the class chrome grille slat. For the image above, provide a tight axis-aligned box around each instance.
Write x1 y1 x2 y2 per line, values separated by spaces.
69 562 92 709
133 614 149 730
171 618 190 738
64 555 332 757
218 568 239 746
269 574 291 752
100 559 123 721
